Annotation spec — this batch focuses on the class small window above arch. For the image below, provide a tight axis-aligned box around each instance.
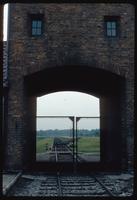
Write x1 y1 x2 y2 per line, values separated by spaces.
29 14 44 37
104 16 120 38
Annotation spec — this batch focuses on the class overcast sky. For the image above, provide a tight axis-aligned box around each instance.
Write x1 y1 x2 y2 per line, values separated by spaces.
37 91 99 116
3 4 8 41
37 91 100 130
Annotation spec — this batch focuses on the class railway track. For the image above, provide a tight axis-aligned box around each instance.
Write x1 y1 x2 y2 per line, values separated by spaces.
7 170 133 197
51 137 85 163
7 172 133 197
36 174 114 196
56 174 116 196
52 137 74 162
7 138 133 196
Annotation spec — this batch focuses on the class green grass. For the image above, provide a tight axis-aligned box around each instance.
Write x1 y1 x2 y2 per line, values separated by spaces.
78 136 100 153
36 137 54 153
36 136 100 154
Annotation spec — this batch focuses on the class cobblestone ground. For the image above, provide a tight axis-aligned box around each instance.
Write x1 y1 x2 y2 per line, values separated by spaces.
7 172 134 197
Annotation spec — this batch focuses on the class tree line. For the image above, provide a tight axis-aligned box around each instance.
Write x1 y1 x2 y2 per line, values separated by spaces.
37 129 100 137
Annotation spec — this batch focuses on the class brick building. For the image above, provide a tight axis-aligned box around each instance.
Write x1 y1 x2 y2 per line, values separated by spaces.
3 3 134 172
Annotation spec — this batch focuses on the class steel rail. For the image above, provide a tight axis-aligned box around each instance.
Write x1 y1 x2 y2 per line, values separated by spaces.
57 173 62 196
53 138 83 163
54 146 58 162
53 138 73 162
93 175 116 197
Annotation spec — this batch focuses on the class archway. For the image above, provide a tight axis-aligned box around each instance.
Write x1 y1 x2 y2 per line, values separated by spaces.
36 91 100 167
24 65 125 172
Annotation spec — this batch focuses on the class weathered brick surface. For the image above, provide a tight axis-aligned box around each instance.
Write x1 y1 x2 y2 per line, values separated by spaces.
4 3 134 171
3 42 8 87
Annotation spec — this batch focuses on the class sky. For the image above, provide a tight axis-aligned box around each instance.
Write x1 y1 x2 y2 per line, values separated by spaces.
3 5 100 131
37 91 100 130
3 4 8 41
37 91 99 117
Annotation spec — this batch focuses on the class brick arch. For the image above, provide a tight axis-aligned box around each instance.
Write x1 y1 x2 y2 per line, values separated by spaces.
25 65 124 96
23 65 125 172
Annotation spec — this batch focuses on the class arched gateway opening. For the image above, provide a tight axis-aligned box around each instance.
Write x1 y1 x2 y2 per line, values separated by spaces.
36 91 100 164
24 65 124 172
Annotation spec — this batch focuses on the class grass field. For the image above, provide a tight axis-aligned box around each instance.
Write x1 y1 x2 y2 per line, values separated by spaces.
77 136 100 153
36 137 54 153
36 136 100 154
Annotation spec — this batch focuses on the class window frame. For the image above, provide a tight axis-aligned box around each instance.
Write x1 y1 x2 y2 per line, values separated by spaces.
104 16 120 38
29 14 44 37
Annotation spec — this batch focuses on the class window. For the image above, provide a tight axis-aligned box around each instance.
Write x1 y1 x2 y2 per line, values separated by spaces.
32 20 42 36
106 21 117 37
30 14 43 36
104 16 120 37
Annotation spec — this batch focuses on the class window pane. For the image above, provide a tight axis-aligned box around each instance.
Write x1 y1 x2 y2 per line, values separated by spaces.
106 20 118 37
107 29 112 36
31 19 42 36
107 22 112 29
112 29 116 36
37 28 42 35
32 28 36 35
32 20 37 28
37 21 42 28
111 22 116 28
